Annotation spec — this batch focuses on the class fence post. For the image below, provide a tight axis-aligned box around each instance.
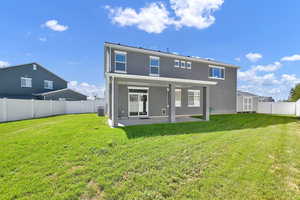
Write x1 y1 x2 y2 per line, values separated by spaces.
2 98 7 122
50 100 53 116
31 99 35 118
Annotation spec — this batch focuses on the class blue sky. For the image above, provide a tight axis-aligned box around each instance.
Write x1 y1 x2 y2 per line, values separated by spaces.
1 0 300 100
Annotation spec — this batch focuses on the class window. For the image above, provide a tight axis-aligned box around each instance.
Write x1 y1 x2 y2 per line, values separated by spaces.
44 80 53 89
21 77 32 88
188 90 200 107
174 60 180 68
209 66 225 79
181 61 186 68
186 62 192 69
33 64 37 70
150 56 160 76
175 89 181 107
115 51 126 72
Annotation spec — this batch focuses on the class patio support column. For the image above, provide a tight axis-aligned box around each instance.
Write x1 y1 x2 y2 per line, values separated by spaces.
168 83 176 123
203 86 210 121
111 77 119 127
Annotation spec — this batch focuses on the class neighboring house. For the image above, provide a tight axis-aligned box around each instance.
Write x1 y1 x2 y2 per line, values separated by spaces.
104 42 239 127
237 91 259 112
0 63 87 101
258 96 274 102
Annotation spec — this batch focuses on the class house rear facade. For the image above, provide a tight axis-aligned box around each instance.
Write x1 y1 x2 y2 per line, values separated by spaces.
0 63 87 101
104 42 239 127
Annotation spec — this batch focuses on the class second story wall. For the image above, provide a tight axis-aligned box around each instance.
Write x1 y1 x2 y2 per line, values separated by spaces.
105 45 237 91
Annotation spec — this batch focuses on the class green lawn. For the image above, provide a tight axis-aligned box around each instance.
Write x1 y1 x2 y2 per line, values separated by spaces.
0 114 300 200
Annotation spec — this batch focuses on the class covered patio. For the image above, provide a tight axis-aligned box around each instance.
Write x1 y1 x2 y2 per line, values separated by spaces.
106 73 217 127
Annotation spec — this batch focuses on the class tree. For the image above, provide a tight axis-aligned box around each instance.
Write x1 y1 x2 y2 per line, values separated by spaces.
289 84 300 102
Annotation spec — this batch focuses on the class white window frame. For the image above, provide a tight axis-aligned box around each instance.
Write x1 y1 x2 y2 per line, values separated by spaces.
181 61 186 69
188 89 201 107
33 64 37 70
174 60 180 68
114 50 127 73
209 65 225 80
175 89 181 107
149 56 160 76
44 80 53 89
186 62 192 69
21 77 32 88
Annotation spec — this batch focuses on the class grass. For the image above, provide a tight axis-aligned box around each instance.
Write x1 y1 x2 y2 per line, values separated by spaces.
0 114 300 200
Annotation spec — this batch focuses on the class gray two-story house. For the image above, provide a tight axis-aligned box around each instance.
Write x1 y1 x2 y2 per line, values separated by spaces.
0 63 87 101
104 42 239 127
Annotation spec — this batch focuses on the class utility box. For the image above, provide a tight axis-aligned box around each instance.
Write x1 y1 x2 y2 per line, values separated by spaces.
97 107 105 116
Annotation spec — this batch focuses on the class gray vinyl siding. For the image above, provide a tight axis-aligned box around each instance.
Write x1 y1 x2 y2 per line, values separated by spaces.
117 84 204 118
0 63 67 99
107 46 237 115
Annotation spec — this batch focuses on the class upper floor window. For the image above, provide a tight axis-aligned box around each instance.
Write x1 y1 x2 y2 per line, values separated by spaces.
115 51 127 73
174 60 180 68
44 80 53 89
21 77 32 88
186 62 192 69
181 61 186 68
175 89 181 107
188 90 200 107
33 64 37 70
149 56 160 76
209 66 225 79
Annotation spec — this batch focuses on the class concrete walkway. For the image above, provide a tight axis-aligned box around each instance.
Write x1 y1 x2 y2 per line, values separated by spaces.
117 116 203 127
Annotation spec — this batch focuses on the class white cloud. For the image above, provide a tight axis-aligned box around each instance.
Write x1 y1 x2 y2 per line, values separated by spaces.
170 0 224 29
38 37 47 42
106 3 171 34
105 0 224 33
235 57 241 62
68 81 104 99
281 54 300 62
238 61 300 100
43 20 68 32
0 61 9 68
245 52 263 62
252 61 282 72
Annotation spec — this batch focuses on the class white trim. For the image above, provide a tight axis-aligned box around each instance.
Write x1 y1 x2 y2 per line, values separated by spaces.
186 61 192 69
106 73 217 85
115 51 127 73
208 65 225 80
105 43 240 69
21 77 32 88
149 56 160 76
174 60 180 68
181 61 186 69
114 50 127 54
128 87 149 118
188 89 201 107
175 88 181 107
128 86 149 90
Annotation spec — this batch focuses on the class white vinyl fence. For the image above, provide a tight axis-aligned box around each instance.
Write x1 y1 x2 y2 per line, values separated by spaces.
257 100 300 116
0 98 104 123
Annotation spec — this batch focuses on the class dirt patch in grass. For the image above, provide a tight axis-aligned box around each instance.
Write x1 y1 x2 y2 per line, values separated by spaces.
80 180 104 200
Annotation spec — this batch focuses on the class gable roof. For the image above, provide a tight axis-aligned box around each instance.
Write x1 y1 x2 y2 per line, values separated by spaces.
105 42 240 69
237 90 258 97
0 62 68 83
33 88 87 97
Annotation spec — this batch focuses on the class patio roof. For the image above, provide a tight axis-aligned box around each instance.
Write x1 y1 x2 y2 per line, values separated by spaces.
106 73 218 86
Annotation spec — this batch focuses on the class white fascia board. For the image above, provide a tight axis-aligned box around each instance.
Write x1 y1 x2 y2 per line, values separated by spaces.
106 73 217 86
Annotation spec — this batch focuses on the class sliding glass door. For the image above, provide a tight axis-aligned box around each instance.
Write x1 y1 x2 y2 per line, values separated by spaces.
128 88 148 117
